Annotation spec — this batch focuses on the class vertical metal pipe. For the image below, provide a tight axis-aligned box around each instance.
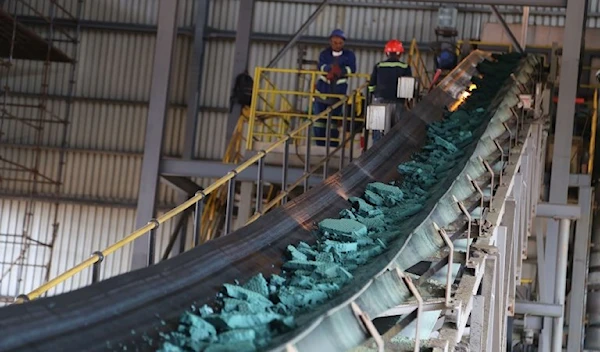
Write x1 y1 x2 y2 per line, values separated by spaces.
193 195 204 247
340 101 348 170
148 228 156 266
520 6 530 50
362 86 369 153
304 123 312 192
256 156 264 212
91 251 103 284
324 111 332 180
224 175 237 235
282 137 290 205
552 218 571 352
349 94 356 162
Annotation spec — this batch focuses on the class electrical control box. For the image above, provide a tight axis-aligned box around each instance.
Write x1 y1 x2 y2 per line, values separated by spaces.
519 94 533 110
366 104 392 132
397 77 417 99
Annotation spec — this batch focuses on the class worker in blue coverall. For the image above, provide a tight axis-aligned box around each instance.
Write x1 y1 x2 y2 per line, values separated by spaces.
368 39 413 142
313 29 357 147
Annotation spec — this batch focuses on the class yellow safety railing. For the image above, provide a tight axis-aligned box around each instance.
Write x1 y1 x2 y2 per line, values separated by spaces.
17 80 370 304
199 106 281 242
407 38 431 91
246 67 369 151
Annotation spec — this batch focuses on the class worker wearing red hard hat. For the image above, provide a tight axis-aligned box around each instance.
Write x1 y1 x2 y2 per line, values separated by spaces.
313 29 357 147
368 39 413 142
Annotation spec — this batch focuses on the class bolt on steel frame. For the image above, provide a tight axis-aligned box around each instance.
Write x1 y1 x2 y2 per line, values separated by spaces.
0 0 82 304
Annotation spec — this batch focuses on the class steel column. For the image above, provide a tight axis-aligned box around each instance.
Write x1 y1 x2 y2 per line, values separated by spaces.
549 0 588 204
567 185 593 351
494 226 508 351
182 0 209 159
130 0 179 270
225 0 255 144
545 2 587 347
266 0 330 68
520 6 529 50
552 219 571 351
490 5 524 54
234 182 254 230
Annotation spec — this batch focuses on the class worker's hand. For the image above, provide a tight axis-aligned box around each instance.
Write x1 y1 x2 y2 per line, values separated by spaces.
326 70 336 81
331 64 342 77
327 64 342 81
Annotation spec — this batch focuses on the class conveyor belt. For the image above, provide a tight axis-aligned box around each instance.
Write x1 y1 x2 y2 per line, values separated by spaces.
0 51 533 352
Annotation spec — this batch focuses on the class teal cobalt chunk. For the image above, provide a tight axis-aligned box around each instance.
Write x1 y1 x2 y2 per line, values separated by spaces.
242 273 269 297
204 341 256 352
222 284 273 308
318 218 368 238
179 312 217 342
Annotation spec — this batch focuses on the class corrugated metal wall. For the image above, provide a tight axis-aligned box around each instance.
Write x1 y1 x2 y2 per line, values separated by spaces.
0 0 590 302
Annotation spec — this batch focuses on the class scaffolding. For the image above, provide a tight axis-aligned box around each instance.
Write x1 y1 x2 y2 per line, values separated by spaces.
0 0 81 303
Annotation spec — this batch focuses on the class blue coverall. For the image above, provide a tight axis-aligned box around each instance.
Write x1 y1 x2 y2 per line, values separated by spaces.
313 48 357 147
367 58 413 142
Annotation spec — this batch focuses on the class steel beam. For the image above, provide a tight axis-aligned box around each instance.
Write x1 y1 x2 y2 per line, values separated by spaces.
225 0 254 145
266 0 330 68
182 0 209 160
205 29 600 56
490 5 524 54
130 0 179 270
390 0 566 5
0 191 176 210
160 158 322 185
514 301 563 317
161 175 202 196
275 0 567 7
536 203 581 219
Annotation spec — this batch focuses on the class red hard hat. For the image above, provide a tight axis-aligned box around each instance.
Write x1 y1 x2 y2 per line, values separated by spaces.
384 40 404 54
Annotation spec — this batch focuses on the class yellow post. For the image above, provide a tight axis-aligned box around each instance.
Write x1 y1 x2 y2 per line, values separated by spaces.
589 88 598 175
246 67 262 150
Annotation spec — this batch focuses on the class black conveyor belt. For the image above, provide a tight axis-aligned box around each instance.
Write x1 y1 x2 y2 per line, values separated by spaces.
0 57 482 352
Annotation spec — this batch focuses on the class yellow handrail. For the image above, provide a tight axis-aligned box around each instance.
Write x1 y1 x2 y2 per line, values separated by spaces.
18 80 370 303
589 88 598 175
247 66 369 150
408 38 431 90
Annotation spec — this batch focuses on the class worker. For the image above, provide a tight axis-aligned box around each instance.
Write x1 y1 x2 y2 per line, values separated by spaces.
368 39 413 142
435 42 458 71
313 29 357 147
